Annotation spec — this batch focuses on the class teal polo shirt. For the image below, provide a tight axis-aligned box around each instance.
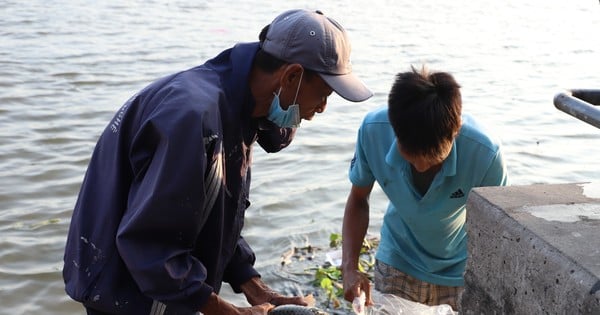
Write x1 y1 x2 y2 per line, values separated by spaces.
349 107 508 286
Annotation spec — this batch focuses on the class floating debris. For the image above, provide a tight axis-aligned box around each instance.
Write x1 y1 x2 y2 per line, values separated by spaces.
277 233 379 313
281 245 322 266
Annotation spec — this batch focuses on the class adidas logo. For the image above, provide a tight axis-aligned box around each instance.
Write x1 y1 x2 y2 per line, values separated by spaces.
450 188 465 199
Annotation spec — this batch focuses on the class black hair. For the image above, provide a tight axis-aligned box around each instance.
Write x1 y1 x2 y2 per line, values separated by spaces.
387 65 462 159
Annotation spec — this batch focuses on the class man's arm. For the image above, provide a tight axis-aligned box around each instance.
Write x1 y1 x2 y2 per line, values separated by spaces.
341 184 374 305
116 103 215 312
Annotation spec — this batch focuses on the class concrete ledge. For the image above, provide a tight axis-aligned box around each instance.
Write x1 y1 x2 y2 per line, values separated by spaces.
460 183 600 314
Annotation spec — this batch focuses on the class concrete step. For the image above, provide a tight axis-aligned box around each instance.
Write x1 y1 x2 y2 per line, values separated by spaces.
460 183 600 314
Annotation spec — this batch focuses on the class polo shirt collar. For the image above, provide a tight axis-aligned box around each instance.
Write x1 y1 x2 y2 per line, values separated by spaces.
385 138 458 177
444 141 458 176
385 138 409 173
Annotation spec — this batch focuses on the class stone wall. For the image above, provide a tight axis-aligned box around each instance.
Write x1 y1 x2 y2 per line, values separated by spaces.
459 183 600 314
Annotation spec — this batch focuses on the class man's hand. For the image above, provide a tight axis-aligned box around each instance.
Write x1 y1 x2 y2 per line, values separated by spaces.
240 277 308 307
342 268 373 306
199 293 275 315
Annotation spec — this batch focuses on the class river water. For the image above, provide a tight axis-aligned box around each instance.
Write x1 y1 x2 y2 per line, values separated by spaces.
1 0 599 314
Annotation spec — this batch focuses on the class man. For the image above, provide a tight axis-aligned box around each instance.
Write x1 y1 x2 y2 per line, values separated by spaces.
63 9 372 315
341 66 507 311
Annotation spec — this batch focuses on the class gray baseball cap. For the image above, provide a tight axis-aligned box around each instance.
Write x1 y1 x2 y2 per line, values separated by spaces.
261 9 373 102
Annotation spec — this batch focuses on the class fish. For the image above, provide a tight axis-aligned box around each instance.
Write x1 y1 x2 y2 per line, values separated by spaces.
268 305 330 315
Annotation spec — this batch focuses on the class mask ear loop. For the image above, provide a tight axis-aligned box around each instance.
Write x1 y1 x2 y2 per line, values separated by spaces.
291 70 304 104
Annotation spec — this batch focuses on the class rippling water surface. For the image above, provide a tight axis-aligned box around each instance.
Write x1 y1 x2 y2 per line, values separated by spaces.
1 1 599 313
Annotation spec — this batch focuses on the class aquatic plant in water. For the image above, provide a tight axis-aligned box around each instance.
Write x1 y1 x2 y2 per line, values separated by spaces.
307 233 378 311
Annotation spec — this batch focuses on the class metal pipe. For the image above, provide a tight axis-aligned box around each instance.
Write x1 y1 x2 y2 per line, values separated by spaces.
554 90 600 129
571 89 600 105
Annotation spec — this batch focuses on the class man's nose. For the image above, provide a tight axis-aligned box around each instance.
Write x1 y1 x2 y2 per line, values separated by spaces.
316 98 327 113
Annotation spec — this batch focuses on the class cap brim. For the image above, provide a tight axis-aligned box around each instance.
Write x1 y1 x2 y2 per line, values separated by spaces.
319 72 373 102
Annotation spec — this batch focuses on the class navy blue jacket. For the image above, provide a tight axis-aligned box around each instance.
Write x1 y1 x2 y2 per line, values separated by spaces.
63 42 295 314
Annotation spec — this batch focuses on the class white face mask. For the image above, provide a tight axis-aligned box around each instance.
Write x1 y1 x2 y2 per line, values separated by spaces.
266 71 303 128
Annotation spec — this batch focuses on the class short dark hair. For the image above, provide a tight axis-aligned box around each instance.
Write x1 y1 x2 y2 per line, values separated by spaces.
387 66 462 159
254 24 317 78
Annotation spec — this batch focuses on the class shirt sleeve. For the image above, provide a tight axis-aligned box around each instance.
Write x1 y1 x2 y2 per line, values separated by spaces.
116 99 214 313
480 148 509 187
349 123 376 187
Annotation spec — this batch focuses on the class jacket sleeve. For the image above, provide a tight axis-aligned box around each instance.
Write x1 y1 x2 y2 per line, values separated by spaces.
115 95 215 313
222 236 261 293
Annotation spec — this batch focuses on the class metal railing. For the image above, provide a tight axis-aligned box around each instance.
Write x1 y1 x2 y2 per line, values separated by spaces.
554 89 600 129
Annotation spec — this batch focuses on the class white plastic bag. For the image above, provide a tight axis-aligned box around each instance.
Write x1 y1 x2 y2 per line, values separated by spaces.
367 289 456 315
352 291 366 314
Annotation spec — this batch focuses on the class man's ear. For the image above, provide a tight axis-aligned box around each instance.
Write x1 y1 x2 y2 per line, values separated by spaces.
280 64 304 88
